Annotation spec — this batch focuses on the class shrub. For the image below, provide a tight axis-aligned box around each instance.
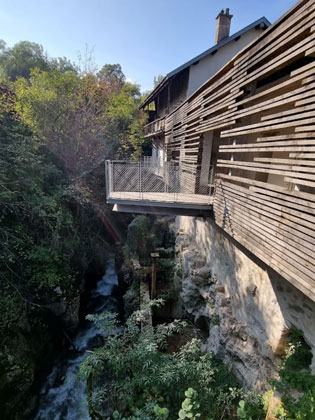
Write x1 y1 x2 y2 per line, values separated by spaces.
79 302 265 420
274 329 315 420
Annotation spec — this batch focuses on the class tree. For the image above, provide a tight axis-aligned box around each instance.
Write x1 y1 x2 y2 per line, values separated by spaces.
50 56 77 73
13 64 148 176
0 94 86 416
0 41 78 81
153 74 165 88
14 68 109 176
0 41 50 80
98 63 126 86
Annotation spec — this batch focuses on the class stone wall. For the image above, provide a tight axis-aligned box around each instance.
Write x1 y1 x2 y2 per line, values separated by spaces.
175 216 315 390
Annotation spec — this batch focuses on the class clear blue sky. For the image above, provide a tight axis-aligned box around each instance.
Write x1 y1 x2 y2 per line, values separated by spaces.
0 0 297 92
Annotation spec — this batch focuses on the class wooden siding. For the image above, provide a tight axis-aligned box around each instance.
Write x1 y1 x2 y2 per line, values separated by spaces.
144 117 165 138
163 0 315 301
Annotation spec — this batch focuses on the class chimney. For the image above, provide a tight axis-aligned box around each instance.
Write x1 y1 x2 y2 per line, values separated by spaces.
215 8 233 44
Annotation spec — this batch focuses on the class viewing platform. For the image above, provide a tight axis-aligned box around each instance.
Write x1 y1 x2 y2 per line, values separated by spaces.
105 159 213 216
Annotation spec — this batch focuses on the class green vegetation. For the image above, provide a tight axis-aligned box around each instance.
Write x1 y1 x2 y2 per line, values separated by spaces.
0 96 82 417
0 41 51 80
79 306 315 420
79 303 266 420
125 215 154 261
177 388 202 420
153 75 165 88
273 330 315 420
1 39 314 420
0 39 149 419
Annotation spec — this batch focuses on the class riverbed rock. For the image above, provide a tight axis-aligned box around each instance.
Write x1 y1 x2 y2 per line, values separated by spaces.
46 294 80 331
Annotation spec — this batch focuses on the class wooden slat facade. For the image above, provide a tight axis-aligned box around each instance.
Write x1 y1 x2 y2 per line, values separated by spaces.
162 0 315 301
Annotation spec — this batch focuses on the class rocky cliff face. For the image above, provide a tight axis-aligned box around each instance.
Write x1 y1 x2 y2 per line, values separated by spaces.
174 216 315 390
114 213 315 391
116 215 179 320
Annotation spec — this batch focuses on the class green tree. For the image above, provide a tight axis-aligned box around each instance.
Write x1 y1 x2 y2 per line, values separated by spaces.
0 89 89 417
0 41 50 80
153 74 165 88
14 65 148 174
98 63 126 86
0 43 149 419
50 56 77 73
14 68 106 176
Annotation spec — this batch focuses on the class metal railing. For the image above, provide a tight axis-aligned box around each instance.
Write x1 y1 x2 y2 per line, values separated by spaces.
105 159 214 205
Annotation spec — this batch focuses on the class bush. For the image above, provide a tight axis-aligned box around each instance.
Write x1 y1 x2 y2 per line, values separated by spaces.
274 329 315 420
79 302 265 420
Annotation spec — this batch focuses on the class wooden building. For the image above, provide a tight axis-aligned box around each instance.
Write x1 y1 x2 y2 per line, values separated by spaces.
141 12 269 163
106 0 315 303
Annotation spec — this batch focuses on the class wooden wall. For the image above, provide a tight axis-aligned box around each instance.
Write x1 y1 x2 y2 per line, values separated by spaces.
164 0 315 302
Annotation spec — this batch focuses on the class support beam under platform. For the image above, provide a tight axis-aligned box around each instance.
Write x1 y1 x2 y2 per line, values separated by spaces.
112 203 212 217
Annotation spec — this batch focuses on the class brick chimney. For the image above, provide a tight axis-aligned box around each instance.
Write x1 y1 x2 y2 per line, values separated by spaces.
215 8 233 44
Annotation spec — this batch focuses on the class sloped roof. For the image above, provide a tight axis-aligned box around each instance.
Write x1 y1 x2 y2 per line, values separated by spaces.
141 16 270 108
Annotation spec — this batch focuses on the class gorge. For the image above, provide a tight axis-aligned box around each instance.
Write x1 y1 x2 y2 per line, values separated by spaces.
1 1 315 417
34 256 121 420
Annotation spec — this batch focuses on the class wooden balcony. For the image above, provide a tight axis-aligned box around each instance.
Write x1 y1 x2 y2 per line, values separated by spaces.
144 117 165 138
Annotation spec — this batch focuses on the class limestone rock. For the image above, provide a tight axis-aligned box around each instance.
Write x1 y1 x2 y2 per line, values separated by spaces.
173 215 315 390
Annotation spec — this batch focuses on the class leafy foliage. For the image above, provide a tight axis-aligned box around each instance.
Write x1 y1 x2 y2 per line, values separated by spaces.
125 215 154 261
177 388 201 420
0 103 76 295
153 75 165 88
237 400 252 420
13 59 148 177
0 99 88 418
79 304 265 420
0 40 148 417
112 402 169 420
98 64 126 86
0 41 50 80
273 330 315 420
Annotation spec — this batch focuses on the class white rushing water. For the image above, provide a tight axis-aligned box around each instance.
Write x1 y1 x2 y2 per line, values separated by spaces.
34 257 119 420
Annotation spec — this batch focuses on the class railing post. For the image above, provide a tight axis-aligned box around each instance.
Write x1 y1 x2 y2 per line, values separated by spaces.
175 163 177 203
173 162 176 203
105 161 108 198
209 166 214 204
175 162 179 203
110 161 114 196
139 160 142 199
106 160 111 198
164 162 167 195
106 160 112 198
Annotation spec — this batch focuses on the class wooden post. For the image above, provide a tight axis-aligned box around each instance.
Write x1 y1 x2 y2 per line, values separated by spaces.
151 253 160 299
157 95 160 118
167 78 172 114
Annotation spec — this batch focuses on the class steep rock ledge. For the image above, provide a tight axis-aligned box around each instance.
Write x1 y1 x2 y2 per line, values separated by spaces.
174 216 315 390
116 215 178 320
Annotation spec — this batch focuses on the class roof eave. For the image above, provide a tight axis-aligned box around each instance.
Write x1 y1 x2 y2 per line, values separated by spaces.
140 16 271 109
167 17 271 78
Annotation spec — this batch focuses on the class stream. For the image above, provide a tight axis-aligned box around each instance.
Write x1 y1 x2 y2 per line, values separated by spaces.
34 256 120 420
